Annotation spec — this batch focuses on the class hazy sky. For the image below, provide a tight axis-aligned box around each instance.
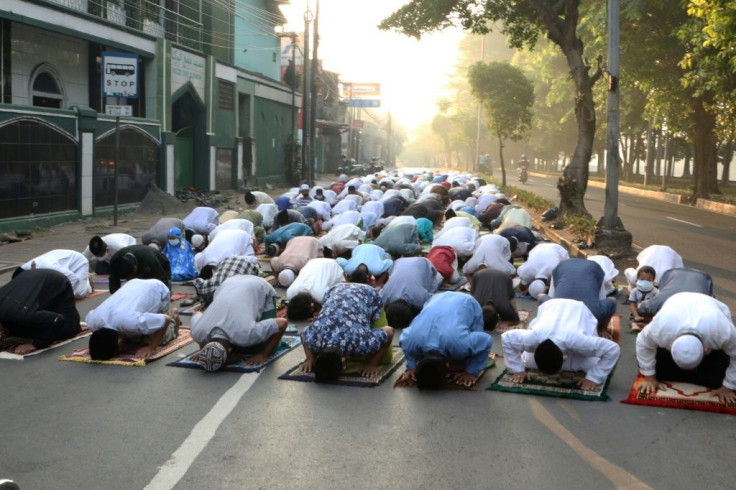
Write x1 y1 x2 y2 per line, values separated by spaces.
281 0 466 136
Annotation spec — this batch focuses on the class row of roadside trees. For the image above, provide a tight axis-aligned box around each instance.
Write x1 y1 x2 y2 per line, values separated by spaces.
381 0 736 218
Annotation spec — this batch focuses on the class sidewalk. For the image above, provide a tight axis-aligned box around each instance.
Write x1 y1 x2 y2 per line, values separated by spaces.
530 171 736 217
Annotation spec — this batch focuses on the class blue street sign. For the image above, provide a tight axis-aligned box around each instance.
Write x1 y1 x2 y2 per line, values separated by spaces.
348 99 381 108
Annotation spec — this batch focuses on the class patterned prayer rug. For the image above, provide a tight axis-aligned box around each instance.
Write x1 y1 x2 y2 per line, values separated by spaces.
393 353 497 391
488 368 614 401
0 323 91 360
167 335 302 373
492 310 530 334
77 289 109 301
58 328 194 367
438 276 468 292
170 292 192 302
621 373 736 415
278 347 406 387
91 274 109 286
179 303 203 316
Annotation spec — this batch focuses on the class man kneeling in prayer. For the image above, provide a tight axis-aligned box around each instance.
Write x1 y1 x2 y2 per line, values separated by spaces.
396 292 492 389
191 275 288 371
0 269 81 355
299 282 394 382
87 279 179 360
501 298 620 391
635 292 736 403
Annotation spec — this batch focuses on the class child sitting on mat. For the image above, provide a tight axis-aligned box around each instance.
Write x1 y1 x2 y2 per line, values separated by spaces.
627 266 659 332
298 282 394 382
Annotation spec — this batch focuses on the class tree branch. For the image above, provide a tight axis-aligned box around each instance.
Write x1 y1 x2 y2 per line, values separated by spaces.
527 0 564 45
590 55 604 84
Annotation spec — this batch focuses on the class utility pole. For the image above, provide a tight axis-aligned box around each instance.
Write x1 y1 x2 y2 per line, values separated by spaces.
596 0 631 251
308 0 319 185
387 112 392 168
474 34 486 172
301 5 313 184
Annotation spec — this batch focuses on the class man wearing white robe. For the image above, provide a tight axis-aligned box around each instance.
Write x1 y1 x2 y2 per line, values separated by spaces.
20 249 93 299
286 258 346 304
502 298 620 390
183 206 219 235
431 226 478 258
635 292 736 403
462 234 516 277
86 278 177 358
194 229 255 271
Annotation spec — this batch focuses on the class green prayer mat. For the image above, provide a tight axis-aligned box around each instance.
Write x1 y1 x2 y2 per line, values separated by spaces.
487 367 614 401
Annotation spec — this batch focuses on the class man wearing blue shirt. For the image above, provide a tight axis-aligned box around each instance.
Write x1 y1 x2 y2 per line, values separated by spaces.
397 292 492 389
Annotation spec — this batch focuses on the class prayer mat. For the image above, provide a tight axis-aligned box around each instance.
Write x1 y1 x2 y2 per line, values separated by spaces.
171 280 194 286
492 310 530 334
91 274 109 285
179 303 203 316
621 373 736 415
255 254 271 262
394 353 497 391
77 289 109 301
488 368 614 401
58 328 194 367
0 323 91 360
438 276 468 292
170 292 193 302
167 335 302 373
515 293 534 300
278 347 406 387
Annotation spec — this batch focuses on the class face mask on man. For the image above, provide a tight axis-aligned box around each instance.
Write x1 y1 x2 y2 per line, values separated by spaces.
168 238 181 247
636 279 654 293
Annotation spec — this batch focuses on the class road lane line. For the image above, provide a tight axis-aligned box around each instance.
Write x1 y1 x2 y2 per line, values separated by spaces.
556 400 581 423
529 399 651 489
145 374 259 490
666 217 703 228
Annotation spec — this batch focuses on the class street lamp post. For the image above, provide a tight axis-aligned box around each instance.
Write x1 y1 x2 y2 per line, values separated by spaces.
596 0 632 253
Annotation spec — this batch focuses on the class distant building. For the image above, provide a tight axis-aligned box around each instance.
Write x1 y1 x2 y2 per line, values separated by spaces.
0 0 299 231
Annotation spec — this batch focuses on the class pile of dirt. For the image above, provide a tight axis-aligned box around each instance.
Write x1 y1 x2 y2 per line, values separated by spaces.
138 184 196 216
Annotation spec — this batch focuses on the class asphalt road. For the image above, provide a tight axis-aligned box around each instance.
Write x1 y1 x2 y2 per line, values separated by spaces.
2 180 736 489
516 172 736 311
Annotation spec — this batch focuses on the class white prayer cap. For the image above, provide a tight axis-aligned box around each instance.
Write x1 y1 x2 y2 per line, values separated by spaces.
300 184 310 191
671 335 704 370
529 280 547 299
191 234 204 248
278 269 296 287
148 242 160 251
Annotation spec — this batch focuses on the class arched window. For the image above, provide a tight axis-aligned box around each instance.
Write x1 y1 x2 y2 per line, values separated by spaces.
31 68 64 108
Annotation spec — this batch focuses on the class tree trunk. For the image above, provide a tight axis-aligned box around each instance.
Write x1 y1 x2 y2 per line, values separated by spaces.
721 141 733 186
692 94 720 199
498 135 507 187
683 154 691 178
644 119 655 185
528 0 598 217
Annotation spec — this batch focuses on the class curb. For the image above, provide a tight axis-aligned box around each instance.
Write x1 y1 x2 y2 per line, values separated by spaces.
529 172 736 217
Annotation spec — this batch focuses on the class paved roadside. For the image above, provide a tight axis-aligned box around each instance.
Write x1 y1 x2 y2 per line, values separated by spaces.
530 171 736 217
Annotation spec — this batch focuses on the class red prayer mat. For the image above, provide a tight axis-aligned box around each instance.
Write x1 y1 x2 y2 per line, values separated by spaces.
58 328 194 367
170 292 192 302
622 373 736 415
